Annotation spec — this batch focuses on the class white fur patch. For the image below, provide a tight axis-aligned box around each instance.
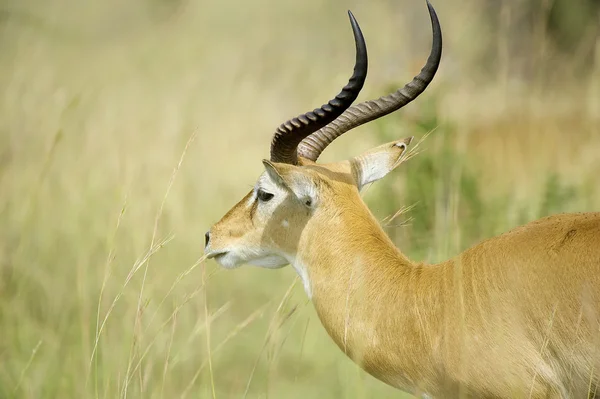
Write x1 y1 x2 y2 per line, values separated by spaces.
291 260 312 299
281 220 289 228
245 190 256 208
258 169 318 208
247 254 288 268
256 173 280 192
254 173 288 202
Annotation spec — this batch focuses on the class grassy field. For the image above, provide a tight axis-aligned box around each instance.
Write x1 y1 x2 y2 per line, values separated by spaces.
0 0 599 397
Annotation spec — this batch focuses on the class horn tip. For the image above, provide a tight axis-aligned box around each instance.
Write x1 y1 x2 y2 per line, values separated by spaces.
426 0 437 15
347 10 357 22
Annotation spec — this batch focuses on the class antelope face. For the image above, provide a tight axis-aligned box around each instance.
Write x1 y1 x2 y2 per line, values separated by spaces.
203 1 440 271
203 165 312 270
205 137 413 269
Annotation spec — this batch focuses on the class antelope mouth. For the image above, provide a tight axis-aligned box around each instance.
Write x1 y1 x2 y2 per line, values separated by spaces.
206 250 228 260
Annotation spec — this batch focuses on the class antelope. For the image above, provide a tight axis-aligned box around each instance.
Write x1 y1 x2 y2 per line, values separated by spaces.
204 2 600 397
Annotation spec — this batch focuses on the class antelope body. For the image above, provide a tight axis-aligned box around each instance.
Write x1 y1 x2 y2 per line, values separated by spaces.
204 2 600 397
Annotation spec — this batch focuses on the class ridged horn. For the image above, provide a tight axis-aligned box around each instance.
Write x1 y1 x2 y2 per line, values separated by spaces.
297 0 442 162
269 10 368 165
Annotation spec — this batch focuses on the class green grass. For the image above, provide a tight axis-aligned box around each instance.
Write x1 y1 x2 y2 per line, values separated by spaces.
0 0 599 397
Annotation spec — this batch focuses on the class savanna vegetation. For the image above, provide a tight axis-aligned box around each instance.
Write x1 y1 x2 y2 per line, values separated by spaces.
0 0 599 397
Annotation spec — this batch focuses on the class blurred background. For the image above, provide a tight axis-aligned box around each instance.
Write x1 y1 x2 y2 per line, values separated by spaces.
0 0 599 397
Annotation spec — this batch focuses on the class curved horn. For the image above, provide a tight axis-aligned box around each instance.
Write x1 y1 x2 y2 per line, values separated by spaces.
269 11 368 165
297 0 442 162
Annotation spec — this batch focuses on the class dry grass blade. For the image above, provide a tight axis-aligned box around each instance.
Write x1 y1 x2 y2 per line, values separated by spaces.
13 340 43 395
213 303 270 353
180 303 270 399
381 203 417 226
160 312 177 399
266 301 310 389
294 318 311 383
202 260 217 399
401 126 437 165
183 300 232 347
269 303 305 357
384 219 415 229
362 127 436 200
123 293 231 389
243 278 299 399
124 130 198 398
88 194 129 391
89 234 175 374
142 254 219 336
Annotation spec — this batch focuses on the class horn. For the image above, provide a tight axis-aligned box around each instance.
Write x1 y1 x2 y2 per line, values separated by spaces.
297 0 442 162
269 11 368 165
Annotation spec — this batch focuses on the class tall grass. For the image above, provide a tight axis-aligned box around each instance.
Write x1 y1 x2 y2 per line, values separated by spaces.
0 0 599 397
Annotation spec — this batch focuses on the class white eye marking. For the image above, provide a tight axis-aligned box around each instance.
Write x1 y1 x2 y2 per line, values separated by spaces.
245 191 256 208
246 190 256 208
281 220 289 228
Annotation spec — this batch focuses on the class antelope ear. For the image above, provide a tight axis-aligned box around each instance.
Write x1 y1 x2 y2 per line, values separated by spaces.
350 136 413 190
262 160 319 208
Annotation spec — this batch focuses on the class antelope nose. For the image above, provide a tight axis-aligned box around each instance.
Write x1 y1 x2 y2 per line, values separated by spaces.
204 231 211 248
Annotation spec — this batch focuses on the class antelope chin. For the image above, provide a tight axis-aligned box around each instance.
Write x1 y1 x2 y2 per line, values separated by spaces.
247 254 289 269
210 251 242 269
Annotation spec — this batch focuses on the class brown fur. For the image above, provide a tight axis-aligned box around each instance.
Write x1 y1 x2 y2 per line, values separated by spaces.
207 144 600 399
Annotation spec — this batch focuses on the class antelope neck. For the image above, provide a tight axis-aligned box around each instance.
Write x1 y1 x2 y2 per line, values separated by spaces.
292 199 447 391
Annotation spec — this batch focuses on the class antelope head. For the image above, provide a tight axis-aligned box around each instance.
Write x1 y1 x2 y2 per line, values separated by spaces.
205 1 442 294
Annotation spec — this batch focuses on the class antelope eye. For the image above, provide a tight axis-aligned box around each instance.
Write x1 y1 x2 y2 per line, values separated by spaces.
257 189 274 202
